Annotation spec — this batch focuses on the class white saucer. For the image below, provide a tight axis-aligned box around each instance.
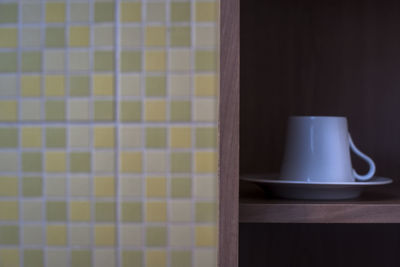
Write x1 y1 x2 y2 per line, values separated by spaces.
240 174 393 200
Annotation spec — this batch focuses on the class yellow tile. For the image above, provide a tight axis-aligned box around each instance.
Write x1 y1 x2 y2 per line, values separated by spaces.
170 127 191 148
121 2 141 22
69 26 90 47
95 225 115 246
146 26 166 46
195 151 217 173
145 50 166 71
70 201 91 222
146 202 167 222
195 226 217 247
22 127 42 148
145 100 166 122
94 127 115 148
195 75 217 96
94 176 115 197
46 152 66 172
46 3 66 23
0 101 17 121
0 177 18 197
0 249 19 267
47 225 67 246
195 2 217 22
146 177 166 197
21 76 41 97
120 152 142 173
45 75 65 96
0 28 17 47
93 74 114 96
146 251 166 267
0 202 18 221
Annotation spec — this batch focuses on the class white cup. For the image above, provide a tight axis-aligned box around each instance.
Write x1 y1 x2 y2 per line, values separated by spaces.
280 116 375 183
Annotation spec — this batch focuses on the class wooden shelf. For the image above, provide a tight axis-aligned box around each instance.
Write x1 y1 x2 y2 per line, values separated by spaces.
240 181 400 223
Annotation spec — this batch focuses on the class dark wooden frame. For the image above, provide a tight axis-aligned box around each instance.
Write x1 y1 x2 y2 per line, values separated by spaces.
219 0 240 266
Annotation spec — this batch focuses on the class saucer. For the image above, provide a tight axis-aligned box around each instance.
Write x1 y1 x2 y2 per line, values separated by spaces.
240 174 393 200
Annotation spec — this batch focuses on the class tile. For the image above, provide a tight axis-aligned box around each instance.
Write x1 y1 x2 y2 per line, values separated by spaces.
22 152 42 172
0 28 17 47
21 76 41 97
45 152 67 172
69 26 90 47
94 51 114 71
121 51 141 72
69 126 90 148
195 2 218 22
146 202 167 222
169 49 191 71
196 127 217 148
195 74 217 96
45 75 65 96
68 100 90 121
121 74 141 96
0 225 19 245
93 74 114 96
46 225 67 246
69 51 90 71
0 152 17 173
146 75 166 96
46 177 66 197
196 202 217 222
121 2 141 22
0 202 18 221
121 27 141 47
170 2 191 22
95 225 115 246
95 202 115 222
121 202 142 222
170 225 192 247
46 3 66 23
194 176 217 199
195 50 217 71
21 28 41 48
70 76 90 96
44 50 65 72
171 251 192 267
171 152 192 173
146 226 167 246
146 176 167 197
70 3 90 22
94 101 114 121
0 128 18 147
0 249 19 267
94 176 115 197
171 177 191 198
120 101 142 122
147 3 166 22
120 126 142 148
120 225 143 246
70 152 91 173
195 151 217 173
21 100 41 121
22 51 42 72
22 201 42 222
23 225 43 245
146 250 166 267
146 26 166 46
95 3 115 22
195 26 217 47
122 251 142 267
194 99 216 122
0 52 17 72
94 26 114 47
47 250 68 267
46 201 67 222
120 177 142 197
0 4 18 23
70 201 91 222
71 250 92 267
23 250 43 267
94 151 115 173
70 226 91 246
22 177 42 197
94 126 115 148
22 3 41 23
171 26 191 47
146 127 167 148
195 226 217 247
145 100 166 122
170 101 191 122
46 27 65 47
69 176 91 197
120 152 142 173
0 177 18 197
170 200 192 222
169 74 191 97
170 127 192 148
145 50 166 72
94 249 116 267
193 249 216 267
145 151 167 173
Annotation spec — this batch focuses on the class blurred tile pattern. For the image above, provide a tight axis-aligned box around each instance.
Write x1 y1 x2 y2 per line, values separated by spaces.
0 0 218 266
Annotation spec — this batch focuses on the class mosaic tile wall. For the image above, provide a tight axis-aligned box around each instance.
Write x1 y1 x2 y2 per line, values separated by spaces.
0 0 218 266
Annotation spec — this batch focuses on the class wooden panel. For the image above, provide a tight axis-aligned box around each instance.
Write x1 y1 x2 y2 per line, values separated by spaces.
219 0 240 266
240 0 400 180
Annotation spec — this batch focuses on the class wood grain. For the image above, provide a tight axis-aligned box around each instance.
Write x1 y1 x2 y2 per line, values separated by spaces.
219 0 240 266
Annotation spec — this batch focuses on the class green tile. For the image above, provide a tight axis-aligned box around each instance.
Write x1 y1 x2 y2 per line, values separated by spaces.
196 202 216 222
46 201 67 222
171 152 191 173
70 3 90 22
196 127 217 148
170 26 191 46
95 202 115 222
46 27 65 47
45 101 65 121
171 2 190 22
70 152 91 173
0 4 18 23
71 250 92 267
46 128 66 148
170 101 191 122
120 101 141 122
146 76 166 96
94 51 114 71
171 251 192 267
70 76 90 96
22 177 42 197
146 227 167 246
146 128 166 148
171 177 191 198
196 51 216 71
0 128 18 147
22 152 42 173
0 225 19 245
121 202 142 222
22 52 42 72
94 3 115 22
121 51 141 72
122 251 142 267
0 52 17 72
94 101 114 121
24 250 43 267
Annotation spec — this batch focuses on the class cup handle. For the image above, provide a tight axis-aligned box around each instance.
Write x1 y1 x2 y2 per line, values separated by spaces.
348 133 376 181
